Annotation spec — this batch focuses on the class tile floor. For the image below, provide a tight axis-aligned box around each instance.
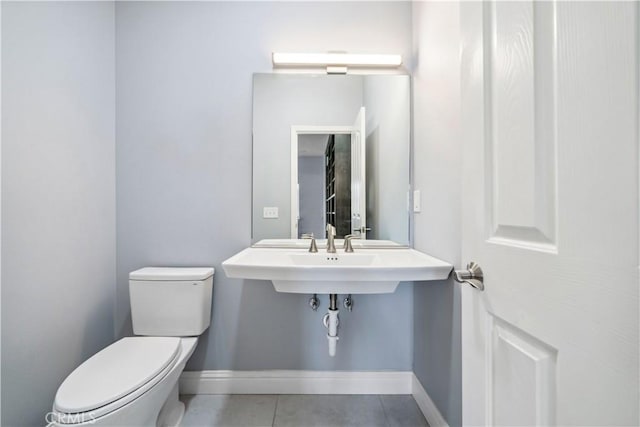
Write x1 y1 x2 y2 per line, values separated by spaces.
180 394 429 427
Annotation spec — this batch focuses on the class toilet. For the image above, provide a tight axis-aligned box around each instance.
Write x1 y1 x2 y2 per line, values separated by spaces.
49 267 214 427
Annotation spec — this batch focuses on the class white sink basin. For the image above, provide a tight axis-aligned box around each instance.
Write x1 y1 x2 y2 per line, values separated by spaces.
289 253 377 266
222 246 453 294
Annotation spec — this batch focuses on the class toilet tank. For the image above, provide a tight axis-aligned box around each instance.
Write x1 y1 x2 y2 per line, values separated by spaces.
129 267 214 336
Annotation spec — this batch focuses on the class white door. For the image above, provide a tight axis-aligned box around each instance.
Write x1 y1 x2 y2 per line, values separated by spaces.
351 107 367 238
460 2 639 426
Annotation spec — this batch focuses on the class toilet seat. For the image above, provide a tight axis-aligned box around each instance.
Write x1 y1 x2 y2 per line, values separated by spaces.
53 337 181 423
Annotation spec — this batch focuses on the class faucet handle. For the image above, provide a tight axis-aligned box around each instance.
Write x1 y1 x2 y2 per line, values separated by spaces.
302 233 318 253
326 223 336 236
308 238 318 253
344 234 357 253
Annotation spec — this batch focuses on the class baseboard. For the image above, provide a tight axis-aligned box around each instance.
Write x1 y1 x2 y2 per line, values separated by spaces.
180 370 413 395
411 373 450 427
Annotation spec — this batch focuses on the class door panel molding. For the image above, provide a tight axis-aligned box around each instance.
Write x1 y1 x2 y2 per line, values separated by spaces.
483 1 558 254
486 314 557 426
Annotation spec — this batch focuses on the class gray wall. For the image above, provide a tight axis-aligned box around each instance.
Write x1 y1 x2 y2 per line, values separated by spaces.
411 2 462 426
363 75 410 242
116 2 414 370
298 155 325 238
1 2 116 425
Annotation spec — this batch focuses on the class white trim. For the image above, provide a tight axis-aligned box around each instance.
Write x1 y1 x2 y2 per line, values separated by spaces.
350 107 367 239
290 127 298 238
411 373 450 427
180 370 412 395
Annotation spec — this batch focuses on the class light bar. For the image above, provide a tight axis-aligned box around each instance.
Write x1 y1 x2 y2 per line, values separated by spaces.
272 52 402 68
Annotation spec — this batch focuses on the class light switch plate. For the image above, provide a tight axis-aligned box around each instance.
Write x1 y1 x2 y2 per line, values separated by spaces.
263 207 279 219
413 190 421 213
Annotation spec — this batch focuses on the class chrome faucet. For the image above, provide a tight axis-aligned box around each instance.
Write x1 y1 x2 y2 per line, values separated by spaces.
301 233 318 253
326 224 336 253
344 234 357 253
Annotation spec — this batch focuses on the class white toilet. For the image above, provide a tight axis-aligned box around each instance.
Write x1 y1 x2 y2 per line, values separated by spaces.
50 267 214 427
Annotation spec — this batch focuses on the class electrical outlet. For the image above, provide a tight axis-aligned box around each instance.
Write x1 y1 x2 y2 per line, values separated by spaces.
263 207 279 219
413 190 421 213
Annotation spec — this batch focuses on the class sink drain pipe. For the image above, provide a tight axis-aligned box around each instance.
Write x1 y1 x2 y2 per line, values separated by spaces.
323 294 339 357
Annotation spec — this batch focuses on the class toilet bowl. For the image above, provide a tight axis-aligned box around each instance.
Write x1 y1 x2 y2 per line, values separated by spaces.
50 267 214 427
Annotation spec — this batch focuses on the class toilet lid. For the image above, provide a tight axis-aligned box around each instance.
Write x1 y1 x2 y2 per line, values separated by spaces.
54 337 181 415
129 267 214 281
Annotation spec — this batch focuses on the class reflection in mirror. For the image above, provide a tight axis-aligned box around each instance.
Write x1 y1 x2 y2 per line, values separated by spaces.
297 134 330 239
296 132 355 239
253 73 410 244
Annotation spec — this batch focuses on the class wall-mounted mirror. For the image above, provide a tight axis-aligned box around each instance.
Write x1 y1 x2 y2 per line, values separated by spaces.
252 73 410 244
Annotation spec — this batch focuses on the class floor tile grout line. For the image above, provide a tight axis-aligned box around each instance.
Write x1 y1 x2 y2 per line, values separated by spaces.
378 395 391 427
271 394 279 427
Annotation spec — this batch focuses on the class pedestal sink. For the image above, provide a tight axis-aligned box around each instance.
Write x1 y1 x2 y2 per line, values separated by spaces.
222 242 453 294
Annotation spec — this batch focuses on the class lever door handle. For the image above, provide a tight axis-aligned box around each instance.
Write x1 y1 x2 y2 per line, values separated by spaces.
453 262 484 291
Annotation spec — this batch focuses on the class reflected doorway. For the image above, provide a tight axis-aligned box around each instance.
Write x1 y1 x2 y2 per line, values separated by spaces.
291 108 366 240
297 134 352 239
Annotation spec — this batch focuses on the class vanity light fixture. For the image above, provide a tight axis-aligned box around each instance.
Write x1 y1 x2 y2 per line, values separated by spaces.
272 52 402 74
